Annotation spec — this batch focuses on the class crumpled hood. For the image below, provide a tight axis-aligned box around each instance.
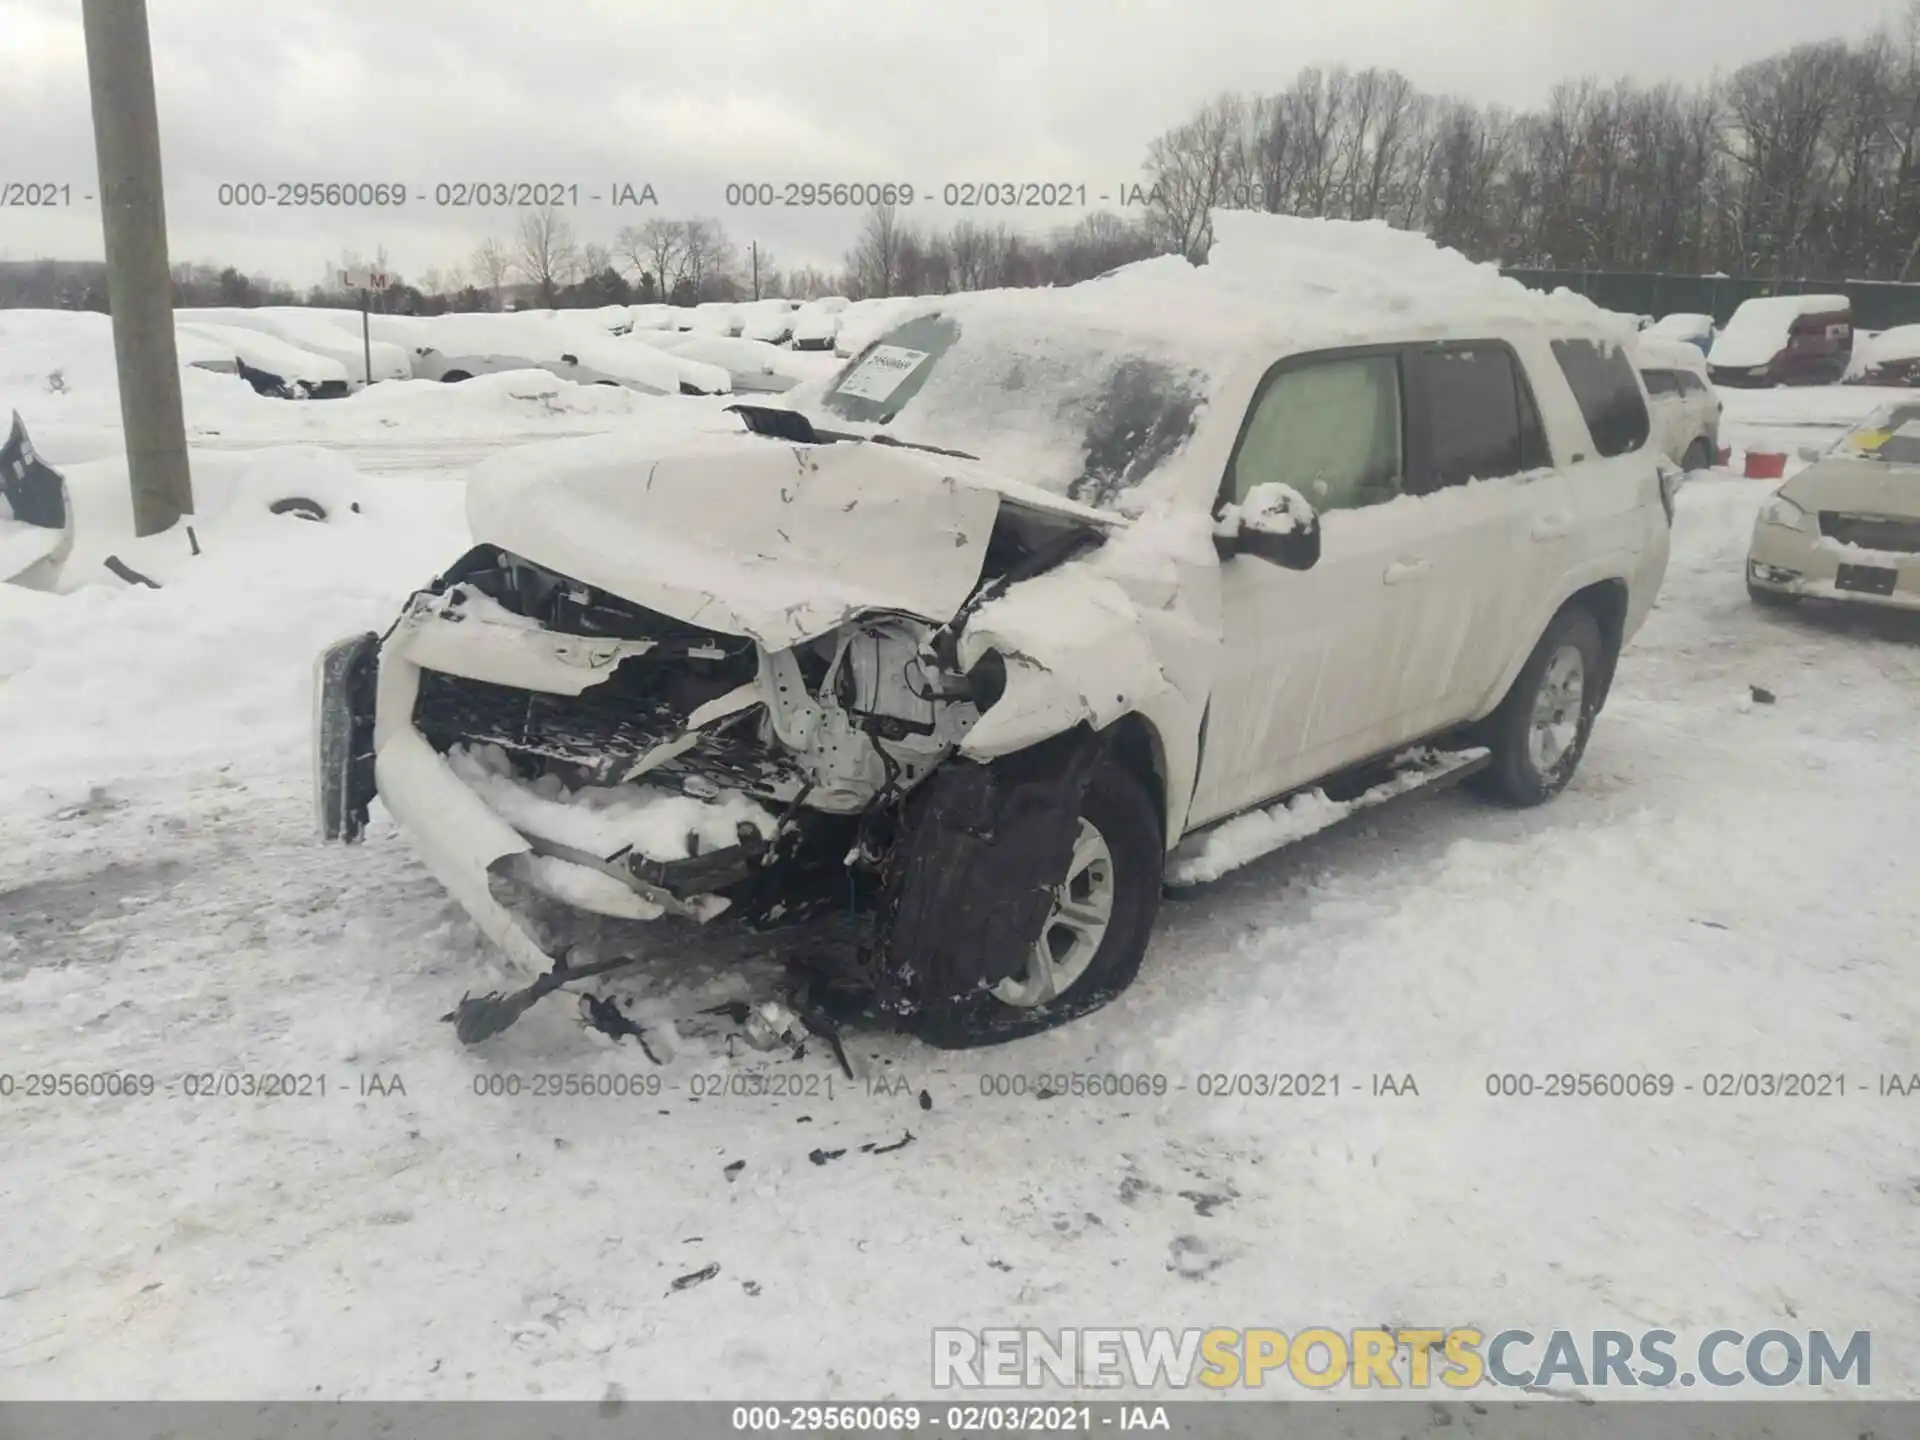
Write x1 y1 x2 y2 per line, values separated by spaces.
1782 457 1920 520
465 430 1112 650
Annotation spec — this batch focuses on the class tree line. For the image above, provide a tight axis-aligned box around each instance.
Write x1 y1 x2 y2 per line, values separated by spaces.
1138 11 1920 279
6 15 1918 315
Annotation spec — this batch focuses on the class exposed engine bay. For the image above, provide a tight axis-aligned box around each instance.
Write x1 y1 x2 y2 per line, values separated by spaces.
334 491 1116 1044
307 413 1217 1051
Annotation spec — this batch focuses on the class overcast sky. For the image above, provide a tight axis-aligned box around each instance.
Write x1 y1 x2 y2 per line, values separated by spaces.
0 0 1901 289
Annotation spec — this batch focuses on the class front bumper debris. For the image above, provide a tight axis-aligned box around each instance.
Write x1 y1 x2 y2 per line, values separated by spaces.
314 632 380 842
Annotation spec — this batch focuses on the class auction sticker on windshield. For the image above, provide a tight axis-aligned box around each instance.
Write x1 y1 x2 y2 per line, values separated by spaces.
835 344 932 402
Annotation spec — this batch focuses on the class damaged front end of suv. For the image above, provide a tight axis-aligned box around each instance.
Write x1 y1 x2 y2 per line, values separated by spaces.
315 412 1197 1048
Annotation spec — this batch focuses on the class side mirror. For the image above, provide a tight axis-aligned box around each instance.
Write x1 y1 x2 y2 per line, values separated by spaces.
1214 482 1321 570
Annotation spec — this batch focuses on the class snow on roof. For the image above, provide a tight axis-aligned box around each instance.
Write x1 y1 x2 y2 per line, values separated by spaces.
1709 294 1850 368
827 212 1627 369
1632 333 1711 377
774 214 1630 511
1647 312 1714 339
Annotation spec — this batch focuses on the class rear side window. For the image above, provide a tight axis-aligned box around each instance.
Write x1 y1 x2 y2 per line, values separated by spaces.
1405 344 1550 494
1551 339 1650 458
1640 368 1679 395
1674 371 1709 396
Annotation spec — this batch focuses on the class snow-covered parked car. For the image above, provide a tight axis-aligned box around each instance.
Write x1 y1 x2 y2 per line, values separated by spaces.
1844 324 1920 386
790 297 850 351
679 303 745 336
1633 334 1721 470
635 333 824 393
403 313 731 396
741 300 806 345
1708 295 1852 388
1746 401 1920 612
313 212 1673 1049
1645 312 1716 354
176 321 355 399
174 306 412 385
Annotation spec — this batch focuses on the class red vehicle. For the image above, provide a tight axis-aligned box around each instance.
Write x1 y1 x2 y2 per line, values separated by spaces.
1707 295 1852 388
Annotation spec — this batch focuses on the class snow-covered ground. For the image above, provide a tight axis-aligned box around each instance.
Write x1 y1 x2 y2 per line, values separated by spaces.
1 350 1916 1400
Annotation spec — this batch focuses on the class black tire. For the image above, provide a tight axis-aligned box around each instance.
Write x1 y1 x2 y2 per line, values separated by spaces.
1746 580 1800 608
1467 605 1607 808
1682 437 1713 471
439 370 472 383
912 761 1163 1049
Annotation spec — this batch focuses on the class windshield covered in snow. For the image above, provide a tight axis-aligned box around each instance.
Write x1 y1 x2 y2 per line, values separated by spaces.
1839 404 1920 464
811 310 1213 513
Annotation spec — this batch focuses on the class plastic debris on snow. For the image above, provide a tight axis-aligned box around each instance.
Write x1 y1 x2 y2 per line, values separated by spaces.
520 855 666 920
445 742 778 863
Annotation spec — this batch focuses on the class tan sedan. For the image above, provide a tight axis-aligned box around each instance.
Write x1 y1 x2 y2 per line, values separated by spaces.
1747 404 1920 612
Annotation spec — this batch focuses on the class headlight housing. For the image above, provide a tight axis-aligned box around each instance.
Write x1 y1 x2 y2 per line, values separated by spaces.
1758 494 1811 532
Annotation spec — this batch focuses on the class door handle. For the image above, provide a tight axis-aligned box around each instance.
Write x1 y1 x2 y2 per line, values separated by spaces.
1382 558 1431 585
1531 512 1573 541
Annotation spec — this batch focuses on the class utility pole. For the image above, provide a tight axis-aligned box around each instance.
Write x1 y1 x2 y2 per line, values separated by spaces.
82 0 193 536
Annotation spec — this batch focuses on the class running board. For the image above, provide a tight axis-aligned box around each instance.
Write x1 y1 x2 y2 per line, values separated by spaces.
1164 745 1490 889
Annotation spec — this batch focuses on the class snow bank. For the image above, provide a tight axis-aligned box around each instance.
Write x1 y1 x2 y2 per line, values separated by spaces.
4 309 259 397
0 446 464 789
446 741 777 863
1709 295 1848 369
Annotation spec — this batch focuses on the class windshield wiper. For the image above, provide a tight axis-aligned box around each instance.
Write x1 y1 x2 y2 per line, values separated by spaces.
726 403 978 462
863 433 979 461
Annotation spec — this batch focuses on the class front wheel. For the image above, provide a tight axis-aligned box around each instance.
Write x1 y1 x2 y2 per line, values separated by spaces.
1468 605 1606 807
911 761 1163 1048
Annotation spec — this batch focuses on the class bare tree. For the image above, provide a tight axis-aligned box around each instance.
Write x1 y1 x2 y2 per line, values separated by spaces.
1143 93 1246 259
615 218 684 296
470 237 511 308
679 219 738 299
512 206 580 307
847 202 910 296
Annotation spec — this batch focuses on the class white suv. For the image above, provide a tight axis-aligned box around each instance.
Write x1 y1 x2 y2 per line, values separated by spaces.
314 216 1672 1048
